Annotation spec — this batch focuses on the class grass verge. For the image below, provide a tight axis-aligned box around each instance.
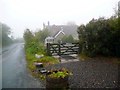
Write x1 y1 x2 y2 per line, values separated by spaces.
25 52 59 80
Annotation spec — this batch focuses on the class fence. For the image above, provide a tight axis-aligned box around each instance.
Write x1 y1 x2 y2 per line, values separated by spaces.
46 43 80 56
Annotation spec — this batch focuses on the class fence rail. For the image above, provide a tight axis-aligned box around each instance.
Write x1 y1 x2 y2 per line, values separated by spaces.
46 43 80 56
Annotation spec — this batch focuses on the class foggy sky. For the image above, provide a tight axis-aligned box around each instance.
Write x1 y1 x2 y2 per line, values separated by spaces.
0 0 119 38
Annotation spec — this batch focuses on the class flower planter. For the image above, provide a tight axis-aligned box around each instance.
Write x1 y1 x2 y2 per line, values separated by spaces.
46 69 71 89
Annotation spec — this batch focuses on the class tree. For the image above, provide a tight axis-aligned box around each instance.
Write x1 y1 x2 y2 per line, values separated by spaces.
62 35 74 43
23 28 34 45
1 22 13 47
77 16 120 57
34 28 49 43
23 28 49 54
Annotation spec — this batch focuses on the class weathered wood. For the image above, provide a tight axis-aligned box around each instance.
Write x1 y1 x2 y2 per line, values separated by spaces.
47 43 51 56
58 44 61 56
46 43 80 56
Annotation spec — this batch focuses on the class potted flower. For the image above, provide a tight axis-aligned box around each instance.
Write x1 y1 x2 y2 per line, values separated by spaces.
46 68 72 89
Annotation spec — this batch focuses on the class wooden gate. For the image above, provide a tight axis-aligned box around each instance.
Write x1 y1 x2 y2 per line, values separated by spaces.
46 43 80 56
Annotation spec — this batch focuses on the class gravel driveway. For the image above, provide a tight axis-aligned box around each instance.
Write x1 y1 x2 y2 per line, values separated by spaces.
45 56 119 88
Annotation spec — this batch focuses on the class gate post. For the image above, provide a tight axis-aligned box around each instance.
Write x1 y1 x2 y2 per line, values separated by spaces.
58 43 61 56
47 43 51 56
78 43 81 54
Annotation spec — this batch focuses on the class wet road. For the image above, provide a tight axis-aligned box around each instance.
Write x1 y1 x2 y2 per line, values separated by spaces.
2 43 45 88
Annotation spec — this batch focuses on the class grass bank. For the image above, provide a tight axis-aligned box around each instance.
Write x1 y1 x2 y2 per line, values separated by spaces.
24 43 59 80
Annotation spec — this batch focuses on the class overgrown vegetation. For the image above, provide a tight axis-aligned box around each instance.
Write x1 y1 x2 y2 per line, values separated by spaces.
24 29 47 55
77 14 120 57
24 28 59 79
61 35 75 43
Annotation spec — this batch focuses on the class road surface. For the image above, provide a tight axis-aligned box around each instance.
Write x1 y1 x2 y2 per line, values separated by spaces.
2 43 45 88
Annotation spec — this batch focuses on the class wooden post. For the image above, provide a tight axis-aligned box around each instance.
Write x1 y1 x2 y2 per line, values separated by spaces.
58 43 61 56
78 43 81 54
47 43 51 56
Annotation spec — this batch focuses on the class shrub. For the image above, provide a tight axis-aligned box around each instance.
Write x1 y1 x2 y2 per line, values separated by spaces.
77 17 120 57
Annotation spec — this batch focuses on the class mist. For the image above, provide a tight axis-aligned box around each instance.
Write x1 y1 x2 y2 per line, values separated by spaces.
0 0 119 38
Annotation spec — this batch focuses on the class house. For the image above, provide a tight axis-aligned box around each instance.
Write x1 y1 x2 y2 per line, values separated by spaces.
44 21 78 44
43 21 78 40
45 36 54 44
45 27 65 44
53 27 65 43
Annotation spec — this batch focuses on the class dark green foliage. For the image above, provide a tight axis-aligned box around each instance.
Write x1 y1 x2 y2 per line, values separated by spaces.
23 29 34 45
23 28 49 55
34 28 49 43
25 41 38 54
77 17 120 57
24 28 59 77
62 35 74 43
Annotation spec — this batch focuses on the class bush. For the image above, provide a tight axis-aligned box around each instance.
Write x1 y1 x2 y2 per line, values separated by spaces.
77 17 120 57
62 35 75 43
47 68 72 78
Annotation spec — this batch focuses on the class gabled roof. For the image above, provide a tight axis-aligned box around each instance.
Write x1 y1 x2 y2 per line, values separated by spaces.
46 25 78 39
54 30 65 39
